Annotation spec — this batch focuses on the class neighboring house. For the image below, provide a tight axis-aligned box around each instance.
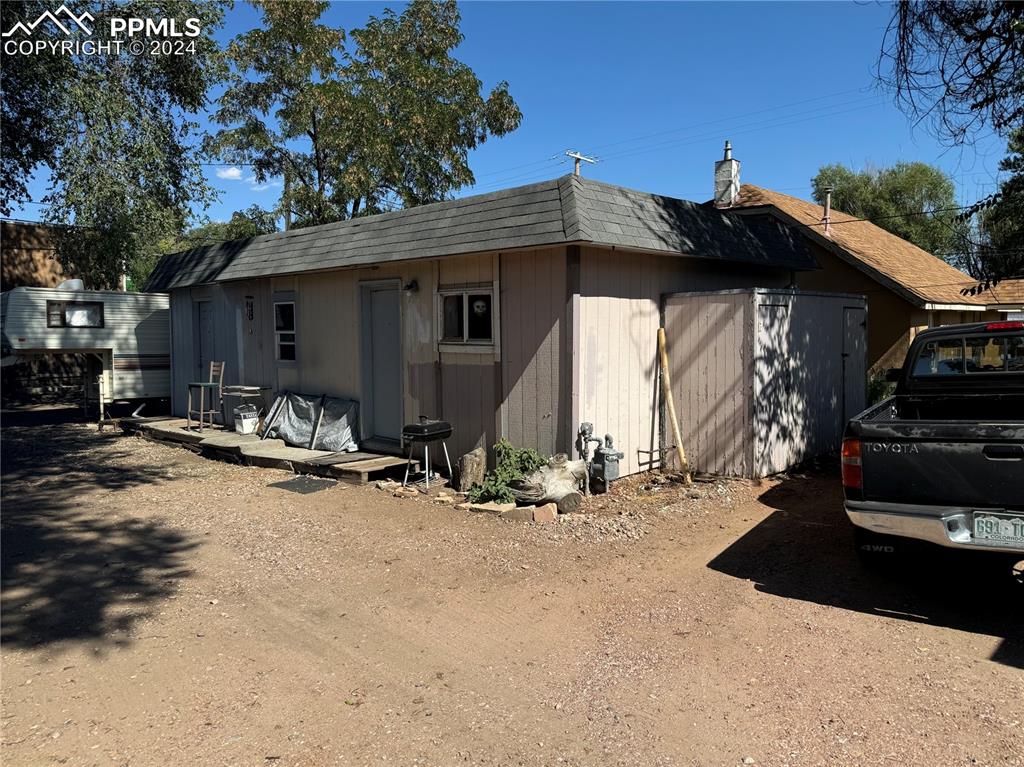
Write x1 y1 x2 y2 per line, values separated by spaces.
710 157 989 371
1 220 69 291
974 278 1024 321
147 175 825 475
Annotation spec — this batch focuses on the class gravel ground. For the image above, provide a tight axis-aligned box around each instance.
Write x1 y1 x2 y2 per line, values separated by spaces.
1 415 1022 767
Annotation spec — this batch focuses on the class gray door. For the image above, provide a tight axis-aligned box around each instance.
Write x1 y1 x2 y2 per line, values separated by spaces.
194 301 214 380
364 286 402 441
842 306 867 420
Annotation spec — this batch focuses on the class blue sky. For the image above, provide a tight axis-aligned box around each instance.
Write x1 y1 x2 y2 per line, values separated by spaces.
11 1 1011 224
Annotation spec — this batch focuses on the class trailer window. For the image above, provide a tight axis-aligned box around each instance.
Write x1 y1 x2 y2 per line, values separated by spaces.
274 301 296 361
46 300 104 328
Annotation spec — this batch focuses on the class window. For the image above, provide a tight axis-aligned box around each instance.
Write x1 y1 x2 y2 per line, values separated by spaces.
274 301 296 361
47 300 104 328
437 289 494 345
913 338 963 376
913 334 1024 376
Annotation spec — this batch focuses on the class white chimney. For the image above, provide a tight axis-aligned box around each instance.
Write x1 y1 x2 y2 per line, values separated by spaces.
822 186 833 236
714 140 741 208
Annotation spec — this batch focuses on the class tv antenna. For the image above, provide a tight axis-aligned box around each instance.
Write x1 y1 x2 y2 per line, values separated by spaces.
565 150 597 177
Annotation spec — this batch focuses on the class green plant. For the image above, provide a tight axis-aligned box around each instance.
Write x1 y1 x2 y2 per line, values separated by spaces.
867 373 896 405
466 438 545 504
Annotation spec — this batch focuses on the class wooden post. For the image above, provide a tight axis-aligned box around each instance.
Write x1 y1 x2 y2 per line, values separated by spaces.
658 327 692 484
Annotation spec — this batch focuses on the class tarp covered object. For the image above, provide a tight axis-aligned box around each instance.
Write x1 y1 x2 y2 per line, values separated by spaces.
261 391 360 452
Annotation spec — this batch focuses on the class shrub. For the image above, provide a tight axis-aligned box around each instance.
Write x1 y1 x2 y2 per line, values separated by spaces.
867 373 896 405
466 438 545 504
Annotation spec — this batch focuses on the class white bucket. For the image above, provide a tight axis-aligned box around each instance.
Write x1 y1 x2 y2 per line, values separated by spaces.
234 404 259 435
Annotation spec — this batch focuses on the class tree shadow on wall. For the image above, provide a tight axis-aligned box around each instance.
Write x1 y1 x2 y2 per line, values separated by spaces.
1 418 197 651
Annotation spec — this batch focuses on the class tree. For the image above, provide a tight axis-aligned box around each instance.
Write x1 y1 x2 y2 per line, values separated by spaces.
209 0 522 228
966 129 1024 281
2 1 227 287
879 2 1024 145
811 162 967 257
0 1 72 216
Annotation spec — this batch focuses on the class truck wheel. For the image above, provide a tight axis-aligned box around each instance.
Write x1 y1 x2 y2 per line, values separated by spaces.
853 526 906 564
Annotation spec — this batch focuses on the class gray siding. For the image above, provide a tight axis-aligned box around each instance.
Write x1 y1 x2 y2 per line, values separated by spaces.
663 289 868 478
499 247 568 457
577 247 791 476
169 285 237 415
664 292 753 477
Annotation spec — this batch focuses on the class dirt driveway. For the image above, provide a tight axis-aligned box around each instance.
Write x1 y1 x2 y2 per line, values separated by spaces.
2 414 1022 767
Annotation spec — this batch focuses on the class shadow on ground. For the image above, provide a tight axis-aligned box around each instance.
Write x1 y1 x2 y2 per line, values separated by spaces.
708 472 1024 669
2 414 196 650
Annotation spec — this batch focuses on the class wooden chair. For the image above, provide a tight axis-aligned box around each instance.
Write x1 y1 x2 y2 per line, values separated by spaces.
186 361 225 432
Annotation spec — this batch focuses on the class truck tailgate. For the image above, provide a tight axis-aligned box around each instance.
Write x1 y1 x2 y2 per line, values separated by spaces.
854 421 1024 508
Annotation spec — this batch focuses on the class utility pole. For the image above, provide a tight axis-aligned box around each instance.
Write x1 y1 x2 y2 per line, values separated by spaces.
565 150 596 177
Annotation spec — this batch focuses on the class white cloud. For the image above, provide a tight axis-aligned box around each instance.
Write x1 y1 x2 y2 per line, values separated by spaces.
215 166 244 180
248 175 282 192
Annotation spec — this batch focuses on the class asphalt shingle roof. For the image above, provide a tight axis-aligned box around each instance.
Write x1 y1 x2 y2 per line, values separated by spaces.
730 184 986 307
145 175 814 291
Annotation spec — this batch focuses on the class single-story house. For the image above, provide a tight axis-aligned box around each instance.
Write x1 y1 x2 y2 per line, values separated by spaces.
716 178 990 371
146 174 827 475
974 278 1024 321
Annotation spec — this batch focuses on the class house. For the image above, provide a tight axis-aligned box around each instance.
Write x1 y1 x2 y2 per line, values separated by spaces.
147 174 834 476
973 278 1024 321
709 153 990 371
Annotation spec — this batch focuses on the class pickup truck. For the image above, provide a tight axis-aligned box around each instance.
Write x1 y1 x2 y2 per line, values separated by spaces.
842 320 1024 558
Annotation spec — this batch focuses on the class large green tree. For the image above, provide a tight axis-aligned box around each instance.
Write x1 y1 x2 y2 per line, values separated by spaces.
2 0 227 288
811 162 966 257
0 1 72 216
209 0 522 228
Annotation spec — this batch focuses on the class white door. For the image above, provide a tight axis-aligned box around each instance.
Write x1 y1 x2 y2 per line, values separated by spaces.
363 286 402 441
842 306 867 420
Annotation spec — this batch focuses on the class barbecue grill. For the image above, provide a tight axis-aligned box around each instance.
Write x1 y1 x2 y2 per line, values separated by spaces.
401 417 453 489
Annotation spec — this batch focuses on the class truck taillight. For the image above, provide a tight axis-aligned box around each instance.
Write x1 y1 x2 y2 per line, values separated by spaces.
841 438 862 489
985 321 1024 331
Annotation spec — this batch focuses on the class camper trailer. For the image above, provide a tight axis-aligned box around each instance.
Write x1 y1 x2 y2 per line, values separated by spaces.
1 283 170 417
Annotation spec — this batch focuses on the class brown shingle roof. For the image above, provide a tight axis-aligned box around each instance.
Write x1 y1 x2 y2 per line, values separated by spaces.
731 184 986 307
973 278 1024 307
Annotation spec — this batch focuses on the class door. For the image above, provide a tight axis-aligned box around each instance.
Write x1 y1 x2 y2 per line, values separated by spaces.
842 306 867 421
361 284 403 441
755 303 792 475
194 301 214 381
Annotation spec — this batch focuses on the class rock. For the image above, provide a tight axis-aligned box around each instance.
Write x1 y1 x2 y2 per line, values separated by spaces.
742 758 756 765
393 487 418 498
433 495 455 505
454 502 471 511
377 479 401 491
468 501 515 514
499 506 535 522
555 491 584 514
533 503 557 523
457 447 486 492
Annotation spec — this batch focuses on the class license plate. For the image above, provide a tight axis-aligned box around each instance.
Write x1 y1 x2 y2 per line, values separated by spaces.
973 512 1024 545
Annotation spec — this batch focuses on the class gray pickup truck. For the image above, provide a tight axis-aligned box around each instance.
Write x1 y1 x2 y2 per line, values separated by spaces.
843 320 1024 557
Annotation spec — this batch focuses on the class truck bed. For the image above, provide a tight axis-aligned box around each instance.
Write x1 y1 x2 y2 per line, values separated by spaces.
848 395 1024 509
